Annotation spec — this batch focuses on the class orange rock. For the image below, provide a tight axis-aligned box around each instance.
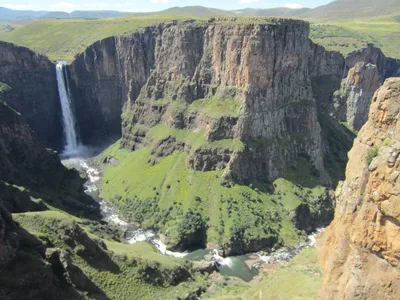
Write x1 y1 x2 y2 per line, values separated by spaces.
318 78 400 299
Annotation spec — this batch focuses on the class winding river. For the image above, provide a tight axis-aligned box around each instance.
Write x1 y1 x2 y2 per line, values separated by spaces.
62 149 318 282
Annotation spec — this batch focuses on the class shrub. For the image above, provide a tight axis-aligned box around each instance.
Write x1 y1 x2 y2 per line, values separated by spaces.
366 146 379 166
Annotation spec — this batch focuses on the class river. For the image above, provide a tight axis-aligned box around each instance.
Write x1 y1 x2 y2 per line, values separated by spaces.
61 149 320 282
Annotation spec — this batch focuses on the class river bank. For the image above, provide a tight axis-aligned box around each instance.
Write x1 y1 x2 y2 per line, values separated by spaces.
62 151 322 282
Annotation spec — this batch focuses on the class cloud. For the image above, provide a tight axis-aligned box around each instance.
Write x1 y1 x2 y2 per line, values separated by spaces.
49 2 79 11
2 4 33 10
151 0 169 3
283 3 303 9
238 0 260 3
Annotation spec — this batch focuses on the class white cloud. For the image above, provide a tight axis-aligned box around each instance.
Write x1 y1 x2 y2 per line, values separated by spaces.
2 4 33 10
151 0 169 3
283 3 303 9
49 2 79 11
238 0 260 3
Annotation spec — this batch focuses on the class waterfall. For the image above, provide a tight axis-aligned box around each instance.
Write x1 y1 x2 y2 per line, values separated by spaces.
56 61 79 154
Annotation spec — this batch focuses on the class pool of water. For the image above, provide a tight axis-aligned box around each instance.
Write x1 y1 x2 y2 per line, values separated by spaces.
185 249 259 282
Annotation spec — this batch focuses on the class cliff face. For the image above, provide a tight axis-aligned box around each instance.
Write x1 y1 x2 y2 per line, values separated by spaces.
0 101 97 216
68 27 158 145
70 19 347 183
127 20 329 182
0 41 62 150
333 62 380 131
0 101 70 189
319 78 400 299
331 44 400 131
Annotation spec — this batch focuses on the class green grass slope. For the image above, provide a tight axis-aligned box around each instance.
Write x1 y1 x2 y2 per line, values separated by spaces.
310 15 400 58
0 16 202 61
300 0 400 21
99 139 329 251
13 208 207 299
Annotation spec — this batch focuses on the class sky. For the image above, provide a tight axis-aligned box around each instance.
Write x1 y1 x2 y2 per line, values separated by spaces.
0 0 333 12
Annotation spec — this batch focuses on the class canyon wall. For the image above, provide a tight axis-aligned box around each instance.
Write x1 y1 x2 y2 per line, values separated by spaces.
331 44 400 131
0 41 62 150
67 26 159 145
319 78 400 299
0 101 73 189
70 19 349 183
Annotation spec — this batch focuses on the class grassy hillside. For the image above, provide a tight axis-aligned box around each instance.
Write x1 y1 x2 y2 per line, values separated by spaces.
236 7 310 17
300 0 400 21
12 207 208 299
0 12 399 61
0 16 202 61
310 15 400 58
99 139 329 251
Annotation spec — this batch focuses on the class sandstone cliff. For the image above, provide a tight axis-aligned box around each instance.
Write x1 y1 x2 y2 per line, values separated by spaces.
319 78 400 299
0 41 62 150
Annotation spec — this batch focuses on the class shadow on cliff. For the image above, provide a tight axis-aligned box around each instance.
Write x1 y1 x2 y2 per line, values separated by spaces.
278 112 355 190
0 205 110 300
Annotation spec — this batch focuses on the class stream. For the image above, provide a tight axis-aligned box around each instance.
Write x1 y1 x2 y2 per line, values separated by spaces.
62 149 320 282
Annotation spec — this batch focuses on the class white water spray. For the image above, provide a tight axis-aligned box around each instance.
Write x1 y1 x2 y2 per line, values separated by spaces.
56 61 79 155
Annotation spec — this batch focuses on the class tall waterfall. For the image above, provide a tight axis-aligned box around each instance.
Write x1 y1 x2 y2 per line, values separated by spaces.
56 61 79 154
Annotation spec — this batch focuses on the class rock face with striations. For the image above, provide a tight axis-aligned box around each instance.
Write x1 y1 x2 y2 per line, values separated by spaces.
331 44 400 131
67 27 158 145
0 41 62 150
126 19 329 182
70 19 348 183
67 21 400 184
319 78 400 299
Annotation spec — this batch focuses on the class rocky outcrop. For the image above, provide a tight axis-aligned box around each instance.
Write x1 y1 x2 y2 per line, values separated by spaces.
319 78 400 299
0 205 80 300
0 204 18 265
331 44 400 131
0 41 62 150
0 101 98 216
0 101 76 189
333 62 380 131
46 248 101 293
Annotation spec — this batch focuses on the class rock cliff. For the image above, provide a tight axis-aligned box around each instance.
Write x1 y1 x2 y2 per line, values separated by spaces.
0 101 73 189
67 27 158 145
319 78 400 299
0 100 98 216
70 19 347 183
331 44 400 131
0 41 62 150
69 19 397 184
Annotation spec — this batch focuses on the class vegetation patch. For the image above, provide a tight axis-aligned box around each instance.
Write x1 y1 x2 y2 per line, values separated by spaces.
147 124 244 152
100 141 331 252
13 210 207 299
310 15 400 58
188 96 240 118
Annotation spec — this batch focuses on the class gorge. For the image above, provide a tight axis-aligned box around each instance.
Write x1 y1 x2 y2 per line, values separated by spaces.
0 15 399 300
